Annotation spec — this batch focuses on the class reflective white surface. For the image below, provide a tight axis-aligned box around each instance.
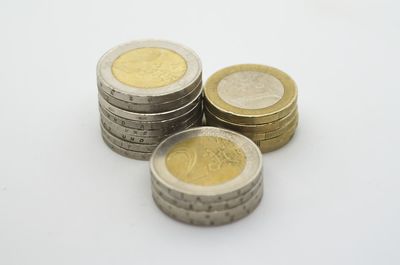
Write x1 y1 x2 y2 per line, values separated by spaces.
0 0 399 264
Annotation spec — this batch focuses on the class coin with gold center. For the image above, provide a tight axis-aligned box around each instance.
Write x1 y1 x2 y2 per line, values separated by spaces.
150 127 262 201
165 136 246 186
97 40 202 104
150 127 263 226
112 47 187 88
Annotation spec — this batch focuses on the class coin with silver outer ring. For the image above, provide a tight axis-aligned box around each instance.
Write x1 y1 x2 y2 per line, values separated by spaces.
97 40 202 104
152 173 263 212
152 183 263 226
98 86 202 122
98 78 202 113
150 126 263 202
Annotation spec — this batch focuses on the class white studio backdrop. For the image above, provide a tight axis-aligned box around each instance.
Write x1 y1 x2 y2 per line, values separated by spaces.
0 0 399 264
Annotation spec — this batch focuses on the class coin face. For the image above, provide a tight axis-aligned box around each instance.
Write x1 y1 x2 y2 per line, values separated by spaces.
165 136 246 186
112 47 187 88
151 127 262 198
204 64 297 123
217 71 284 109
97 40 202 104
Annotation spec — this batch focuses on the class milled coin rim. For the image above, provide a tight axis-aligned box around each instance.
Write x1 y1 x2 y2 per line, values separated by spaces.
204 64 297 122
97 40 202 103
152 183 263 226
150 126 262 197
98 83 202 122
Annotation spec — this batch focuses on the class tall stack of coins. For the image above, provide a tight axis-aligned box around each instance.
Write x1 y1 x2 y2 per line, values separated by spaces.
97 40 203 160
150 127 263 226
204 64 298 153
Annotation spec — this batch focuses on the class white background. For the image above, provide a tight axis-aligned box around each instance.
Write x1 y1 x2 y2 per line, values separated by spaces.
0 0 399 264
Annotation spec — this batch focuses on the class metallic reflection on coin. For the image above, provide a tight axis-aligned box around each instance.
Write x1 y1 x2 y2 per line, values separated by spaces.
96 40 203 160
150 126 263 226
204 64 298 153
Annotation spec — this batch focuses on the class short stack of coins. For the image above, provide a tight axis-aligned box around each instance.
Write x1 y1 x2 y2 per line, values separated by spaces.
204 64 298 153
97 40 203 160
150 127 263 226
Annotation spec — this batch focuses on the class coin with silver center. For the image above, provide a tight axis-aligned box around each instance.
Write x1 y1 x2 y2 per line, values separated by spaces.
204 64 297 124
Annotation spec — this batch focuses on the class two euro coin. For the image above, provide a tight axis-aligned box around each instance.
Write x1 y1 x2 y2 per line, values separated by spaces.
150 127 263 226
97 40 203 160
204 64 298 153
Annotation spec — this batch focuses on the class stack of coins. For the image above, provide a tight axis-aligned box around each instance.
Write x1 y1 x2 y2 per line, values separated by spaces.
97 40 203 160
150 127 263 226
204 64 298 153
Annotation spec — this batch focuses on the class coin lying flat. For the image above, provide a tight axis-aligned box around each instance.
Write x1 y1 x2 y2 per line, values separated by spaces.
97 40 203 160
98 85 202 122
97 40 202 105
150 126 263 225
204 64 297 124
152 183 263 226
98 78 202 113
204 64 298 153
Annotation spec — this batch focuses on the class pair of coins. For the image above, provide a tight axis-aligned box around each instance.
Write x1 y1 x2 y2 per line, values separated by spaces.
150 127 263 226
204 64 298 153
97 40 203 160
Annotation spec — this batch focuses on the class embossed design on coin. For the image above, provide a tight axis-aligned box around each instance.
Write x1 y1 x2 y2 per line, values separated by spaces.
112 47 187 88
165 136 246 186
217 71 284 109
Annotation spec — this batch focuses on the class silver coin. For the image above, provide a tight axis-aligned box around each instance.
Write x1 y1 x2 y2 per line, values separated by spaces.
98 85 203 122
152 173 263 212
101 130 152 161
101 110 203 144
101 124 158 152
98 78 202 113
97 40 202 104
150 126 263 202
101 118 203 161
99 104 200 137
100 103 202 140
99 96 202 130
152 184 263 226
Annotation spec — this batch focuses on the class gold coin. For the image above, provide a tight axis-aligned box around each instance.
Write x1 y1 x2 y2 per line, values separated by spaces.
112 47 187 88
238 115 298 140
204 103 298 133
165 136 246 186
254 121 298 153
204 64 297 124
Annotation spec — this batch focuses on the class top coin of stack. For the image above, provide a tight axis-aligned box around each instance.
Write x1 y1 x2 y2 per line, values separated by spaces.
150 126 263 226
97 40 203 160
204 64 298 153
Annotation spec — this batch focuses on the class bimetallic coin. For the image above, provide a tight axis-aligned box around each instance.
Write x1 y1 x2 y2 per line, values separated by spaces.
99 96 202 130
101 130 152 160
205 104 298 133
152 184 263 226
101 124 158 152
100 105 202 142
204 64 297 124
97 40 202 104
98 86 202 122
150 127 263 202
152 172 263 212
254 122 298 153
98 78 202 113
